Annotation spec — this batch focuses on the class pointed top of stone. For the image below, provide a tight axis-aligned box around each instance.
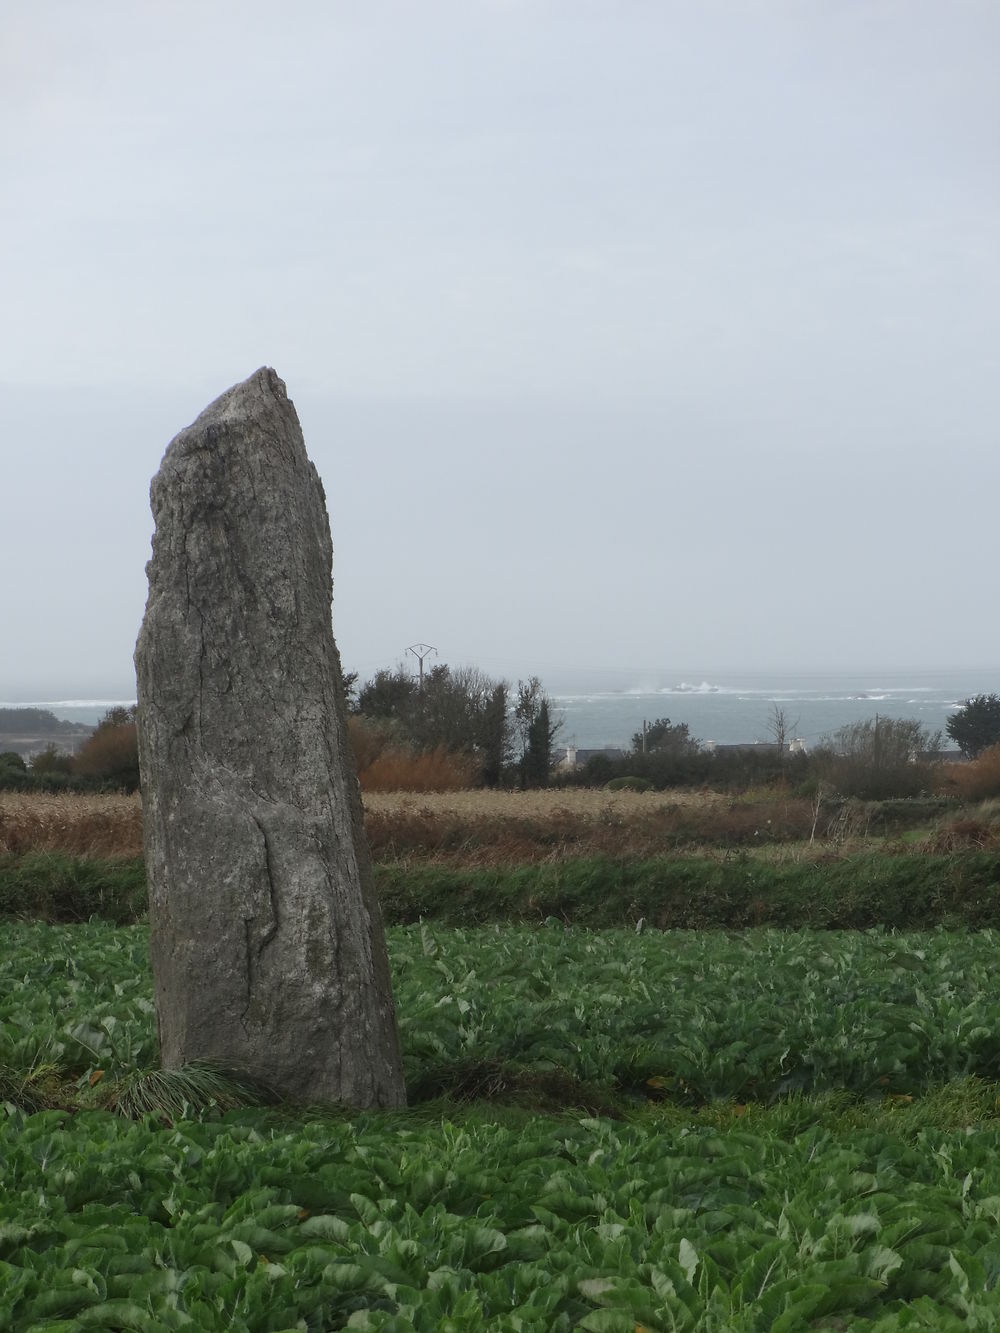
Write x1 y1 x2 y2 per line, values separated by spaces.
157 366 296 467
191 365 288 427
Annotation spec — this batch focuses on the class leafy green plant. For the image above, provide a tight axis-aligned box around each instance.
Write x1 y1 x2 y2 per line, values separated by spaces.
10 922 1000 1325
13 921 1000 1110
7 1099 1000 1328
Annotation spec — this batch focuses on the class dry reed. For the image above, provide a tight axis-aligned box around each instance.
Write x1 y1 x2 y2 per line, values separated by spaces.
0 793 143 858
361 789 817 865
0 786 875 866
361 788 724 817
359 745 480 793
940 746 1000 802
0 787 777 864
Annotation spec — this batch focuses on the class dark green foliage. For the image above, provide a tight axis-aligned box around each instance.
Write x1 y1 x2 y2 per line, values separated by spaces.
5 848 1000 930
413 666 511 772
355 664 514 785
478 682 510 787
30 744 76 776
1 750 113 793
376 851 1000 931
0 751 30 791
605 776 653 792
619 717 707 787
582 752 616 784
523 697 555 788
356 665 419 719
616 745 712 788
561 737 806 791
630 716 700 756
947 694 1000 758
0 853 147 923
711 745 806 791
514 676 561 788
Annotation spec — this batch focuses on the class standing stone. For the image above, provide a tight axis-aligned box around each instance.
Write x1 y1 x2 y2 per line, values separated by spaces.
135 368 406 1108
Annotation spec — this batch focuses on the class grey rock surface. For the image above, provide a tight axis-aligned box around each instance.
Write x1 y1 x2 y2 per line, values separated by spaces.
135 368 405 1107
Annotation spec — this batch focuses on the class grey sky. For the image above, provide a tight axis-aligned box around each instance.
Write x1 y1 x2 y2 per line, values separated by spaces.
3 1 998 698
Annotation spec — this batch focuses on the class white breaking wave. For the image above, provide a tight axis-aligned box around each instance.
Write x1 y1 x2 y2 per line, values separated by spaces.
662 681 725 695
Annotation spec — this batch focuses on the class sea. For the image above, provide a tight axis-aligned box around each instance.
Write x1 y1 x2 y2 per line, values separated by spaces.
4 669 999 752
542 669 1000 752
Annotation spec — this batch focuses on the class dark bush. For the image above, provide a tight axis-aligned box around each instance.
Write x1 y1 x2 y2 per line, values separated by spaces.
605 777 653 792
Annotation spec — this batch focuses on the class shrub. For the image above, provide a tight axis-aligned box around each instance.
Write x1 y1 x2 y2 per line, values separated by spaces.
813 718 941 800
0 752 30 792
947 694 1000 759
355 663 513 785
925 818 998 853
941 744 1000 801
359 744 479 793
605 777 653 792
346 715 397 774
31 745 75 776
582 754 616 785
630 717 700 757
74 719 139 792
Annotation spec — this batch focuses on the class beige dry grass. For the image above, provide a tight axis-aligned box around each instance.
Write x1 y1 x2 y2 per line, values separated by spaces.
360 787 817 865
0 786 824 865
361 788 724 818
0 792 143 858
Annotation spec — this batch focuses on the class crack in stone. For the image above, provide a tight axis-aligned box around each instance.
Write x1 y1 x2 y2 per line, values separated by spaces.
240 814 280 1030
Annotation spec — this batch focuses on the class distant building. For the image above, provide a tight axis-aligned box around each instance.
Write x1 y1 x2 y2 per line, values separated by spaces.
704 740 807 756
556 745 627 770
919 749 970 764
557 740 808 769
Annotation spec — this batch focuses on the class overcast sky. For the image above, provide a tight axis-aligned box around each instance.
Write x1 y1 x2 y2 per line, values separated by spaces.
3 1 998 699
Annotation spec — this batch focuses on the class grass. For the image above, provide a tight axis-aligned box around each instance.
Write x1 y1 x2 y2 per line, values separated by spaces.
5 1054 1000 1140
376 849 1000 929
100 1062 277 1122
0 850 147 922
4 845 1000 928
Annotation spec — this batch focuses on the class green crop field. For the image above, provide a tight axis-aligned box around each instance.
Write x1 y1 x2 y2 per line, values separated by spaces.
8 1102 1000 1331
6 923 1000 1327
7 923 1000 1101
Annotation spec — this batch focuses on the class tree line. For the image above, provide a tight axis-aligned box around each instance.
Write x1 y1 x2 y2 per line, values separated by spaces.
0 665 565 794
0 706 140 793
561 695 1000 800
346 664 560 790
4 687 1000 799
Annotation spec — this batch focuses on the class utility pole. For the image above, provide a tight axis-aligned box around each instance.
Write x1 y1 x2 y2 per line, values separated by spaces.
642 719 648 754
406 643 437 690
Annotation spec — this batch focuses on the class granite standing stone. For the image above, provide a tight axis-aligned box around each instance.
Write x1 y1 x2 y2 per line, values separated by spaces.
135 368 406 1107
